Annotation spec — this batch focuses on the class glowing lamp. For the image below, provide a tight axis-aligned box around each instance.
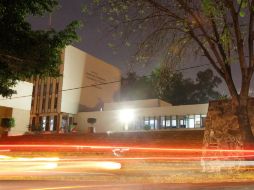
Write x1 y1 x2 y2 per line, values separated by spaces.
119 109 134 131
119 109 134 123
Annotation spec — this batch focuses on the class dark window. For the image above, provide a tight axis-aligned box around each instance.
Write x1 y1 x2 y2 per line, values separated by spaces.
36 97 40 112
55 82 59 94
48 98 51 110
43 84 47 96
38 84 41 95
42 98 46 112
54 116 58 131
32 85 35 96
49 83 53 95
46 116 50 131
54 97 58 109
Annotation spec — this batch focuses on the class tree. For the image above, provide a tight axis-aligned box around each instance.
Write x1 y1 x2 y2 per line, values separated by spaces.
120 72 156 100
153 67 222 105
191 69 223 104
94 0 254 147
119 68 222 105
0 0 80 97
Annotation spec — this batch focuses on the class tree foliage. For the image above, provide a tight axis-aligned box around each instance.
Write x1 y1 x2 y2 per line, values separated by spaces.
0 0 80 97
120 72 156 100
94 0 253 100
120 68 222 105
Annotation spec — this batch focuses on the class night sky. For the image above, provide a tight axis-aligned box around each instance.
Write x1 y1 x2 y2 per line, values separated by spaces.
28 0 253 95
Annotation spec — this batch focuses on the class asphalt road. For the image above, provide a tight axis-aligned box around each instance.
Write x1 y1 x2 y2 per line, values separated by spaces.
1 181 254 190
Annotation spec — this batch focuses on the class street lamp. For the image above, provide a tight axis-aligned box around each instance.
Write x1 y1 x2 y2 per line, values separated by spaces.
119 109 134 131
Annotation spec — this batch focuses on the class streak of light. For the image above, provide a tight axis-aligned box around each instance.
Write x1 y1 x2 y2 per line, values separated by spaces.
0 144 254 153
0 149 10 152
29 184 143 190
1 154 254 162
0 155 121 173
54 161 121 170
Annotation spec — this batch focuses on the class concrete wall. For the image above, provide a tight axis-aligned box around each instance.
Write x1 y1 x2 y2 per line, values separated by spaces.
9 108 30 135
0 81 32 135
76 103 208 133
79 53 121 112
61 46 87 114
61 46 121 114
0 81 32 110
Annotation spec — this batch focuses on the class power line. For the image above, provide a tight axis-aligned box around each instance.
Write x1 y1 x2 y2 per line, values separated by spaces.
0 63 210 101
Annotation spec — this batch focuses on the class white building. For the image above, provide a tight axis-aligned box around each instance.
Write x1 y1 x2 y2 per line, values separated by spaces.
0 81 33 135
76 99 209 133
30 46 121 132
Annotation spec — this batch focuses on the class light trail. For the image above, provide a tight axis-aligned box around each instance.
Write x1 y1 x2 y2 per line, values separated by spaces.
29 184 142 190
0 144 254 153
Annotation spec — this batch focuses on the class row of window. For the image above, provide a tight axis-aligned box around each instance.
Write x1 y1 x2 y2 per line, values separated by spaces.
31 116 58 131
128 115 206 130
31 116 74 132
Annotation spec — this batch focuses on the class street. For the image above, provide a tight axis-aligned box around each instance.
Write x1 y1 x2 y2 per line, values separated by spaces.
1 181 254 190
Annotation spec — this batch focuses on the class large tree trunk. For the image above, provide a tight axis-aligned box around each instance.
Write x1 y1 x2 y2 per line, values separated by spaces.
234 96 254 149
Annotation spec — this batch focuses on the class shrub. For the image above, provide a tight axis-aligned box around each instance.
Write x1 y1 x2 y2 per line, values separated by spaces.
1 118 15 128
144 125 151 130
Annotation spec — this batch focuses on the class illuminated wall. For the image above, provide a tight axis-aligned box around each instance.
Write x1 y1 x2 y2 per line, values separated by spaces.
61 46 121 114
0 81 33 135
76 100 209 133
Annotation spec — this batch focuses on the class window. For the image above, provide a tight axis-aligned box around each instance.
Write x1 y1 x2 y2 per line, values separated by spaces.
201 115 207 128
36 97 40 112
42 116 46 131
54 97 58 109
32 85 35 96
144 117 149 126
49 83 53 95
179 116 186 128
43 84 47 96
171 116 177 128
150 117 155 129
188 115 195 128
42 98 46 112
195 115 201 128
160 116 165 128
48 98 51 110
166 116 171 128
38 84 41 95
50 116 54 131
55 82 59 94
53 116 58 131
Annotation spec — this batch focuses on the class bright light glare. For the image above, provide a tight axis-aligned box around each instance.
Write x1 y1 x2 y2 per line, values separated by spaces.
43 162 58 169
119 109 134 123
89 161 121 170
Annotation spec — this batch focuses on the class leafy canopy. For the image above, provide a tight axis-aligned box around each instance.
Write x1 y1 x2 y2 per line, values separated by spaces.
93 0 254 103
0 0 81 97
120 68 223 105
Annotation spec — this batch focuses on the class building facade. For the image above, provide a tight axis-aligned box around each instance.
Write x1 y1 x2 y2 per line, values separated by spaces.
76 99 208 133
30 45 121 132
0 81 33 135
